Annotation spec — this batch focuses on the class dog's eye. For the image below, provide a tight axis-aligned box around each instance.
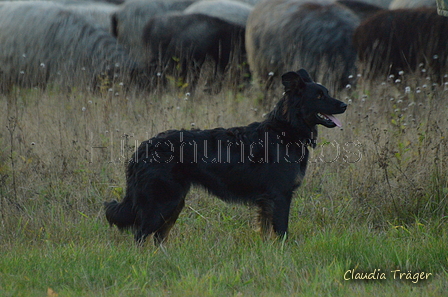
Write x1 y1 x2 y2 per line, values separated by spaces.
316 93 323 100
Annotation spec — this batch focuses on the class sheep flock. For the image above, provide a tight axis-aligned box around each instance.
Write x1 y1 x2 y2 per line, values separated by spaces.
0 0 446 93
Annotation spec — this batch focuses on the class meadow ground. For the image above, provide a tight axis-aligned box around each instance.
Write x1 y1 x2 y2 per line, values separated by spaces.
0 71 447 296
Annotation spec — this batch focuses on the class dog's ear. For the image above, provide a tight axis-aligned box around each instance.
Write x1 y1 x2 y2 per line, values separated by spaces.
282 71 306 91
296 69 313 83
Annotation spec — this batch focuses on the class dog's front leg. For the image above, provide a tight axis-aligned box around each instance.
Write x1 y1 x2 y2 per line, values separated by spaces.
272 195 292 238
256 198 274 239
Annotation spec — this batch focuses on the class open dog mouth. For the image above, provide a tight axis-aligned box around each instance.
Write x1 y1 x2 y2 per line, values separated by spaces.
317 113 342 128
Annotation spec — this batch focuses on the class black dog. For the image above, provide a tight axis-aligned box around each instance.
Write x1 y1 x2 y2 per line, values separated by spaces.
105 69 347 245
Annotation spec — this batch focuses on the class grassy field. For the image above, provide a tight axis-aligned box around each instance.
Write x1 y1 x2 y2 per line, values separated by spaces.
1 71 447 296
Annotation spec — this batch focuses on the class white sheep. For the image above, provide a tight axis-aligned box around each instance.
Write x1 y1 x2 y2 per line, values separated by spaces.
0 1 140 91
184 0 253 27
245 0 360 92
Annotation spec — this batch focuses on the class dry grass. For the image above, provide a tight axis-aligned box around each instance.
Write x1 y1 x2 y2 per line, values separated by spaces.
1 69 448 235
302 71 448 226
0 69 447 295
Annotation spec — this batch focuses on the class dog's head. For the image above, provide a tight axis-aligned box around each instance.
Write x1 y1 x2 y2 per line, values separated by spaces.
282 69 347 129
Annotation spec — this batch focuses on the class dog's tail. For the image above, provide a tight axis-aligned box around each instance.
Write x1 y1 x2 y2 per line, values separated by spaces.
104 199 137 230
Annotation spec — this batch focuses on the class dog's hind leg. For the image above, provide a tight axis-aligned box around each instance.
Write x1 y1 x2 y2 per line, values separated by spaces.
134 200 179 245
134 182 189 245
134 206 168 245
153 198 186 245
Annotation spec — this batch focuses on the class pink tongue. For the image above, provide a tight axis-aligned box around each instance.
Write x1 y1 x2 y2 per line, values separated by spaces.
325 114 342 127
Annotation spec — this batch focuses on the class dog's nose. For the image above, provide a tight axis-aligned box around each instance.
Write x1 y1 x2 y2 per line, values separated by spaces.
340 102 348 111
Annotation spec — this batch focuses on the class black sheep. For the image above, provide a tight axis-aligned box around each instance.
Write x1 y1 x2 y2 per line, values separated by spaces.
353 8 448 80
142 13 245 92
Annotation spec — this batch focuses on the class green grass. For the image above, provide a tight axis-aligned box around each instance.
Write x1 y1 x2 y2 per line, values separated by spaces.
1 205 446 296
1 72 448 296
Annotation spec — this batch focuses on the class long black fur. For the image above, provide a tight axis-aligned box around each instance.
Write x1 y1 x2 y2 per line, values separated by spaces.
105 69 347 245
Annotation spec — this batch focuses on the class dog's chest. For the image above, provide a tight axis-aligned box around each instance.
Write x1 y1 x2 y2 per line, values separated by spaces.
289 149 309 187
